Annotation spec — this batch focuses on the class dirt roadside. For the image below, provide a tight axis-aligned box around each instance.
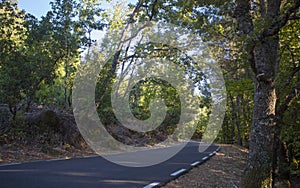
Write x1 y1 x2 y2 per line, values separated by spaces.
162 144 248 188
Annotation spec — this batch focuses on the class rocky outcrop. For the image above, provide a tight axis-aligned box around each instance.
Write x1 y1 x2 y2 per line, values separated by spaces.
25 110 85 148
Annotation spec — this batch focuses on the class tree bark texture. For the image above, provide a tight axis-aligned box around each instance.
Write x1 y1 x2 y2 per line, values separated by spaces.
235 0 281 187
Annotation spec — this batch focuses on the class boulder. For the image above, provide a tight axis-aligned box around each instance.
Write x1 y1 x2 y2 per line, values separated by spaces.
25 110 85 148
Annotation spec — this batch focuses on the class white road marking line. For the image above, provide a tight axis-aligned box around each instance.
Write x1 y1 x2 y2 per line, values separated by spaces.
202 156 208 161
191 161 201 167
0 163 21 167
46 158 69 162
170 169 186 177
83 155 99 158
143 182 160 188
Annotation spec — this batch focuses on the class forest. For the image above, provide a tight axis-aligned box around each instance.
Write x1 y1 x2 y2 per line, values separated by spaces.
0 0 299 187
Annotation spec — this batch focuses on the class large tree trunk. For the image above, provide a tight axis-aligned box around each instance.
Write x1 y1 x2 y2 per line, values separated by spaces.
236 0 280 187
243 35 279 187
233 0 300 186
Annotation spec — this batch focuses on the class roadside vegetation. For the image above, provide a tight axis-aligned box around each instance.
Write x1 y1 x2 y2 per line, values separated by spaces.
0 0 299 187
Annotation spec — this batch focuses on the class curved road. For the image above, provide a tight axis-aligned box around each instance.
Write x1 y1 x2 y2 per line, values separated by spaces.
0 142 219 188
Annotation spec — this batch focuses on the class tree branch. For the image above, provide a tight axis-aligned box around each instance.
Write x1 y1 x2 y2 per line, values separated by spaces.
277 84 300 118
284 66 300 87
262 1 300 38
98 1 143 100
149 0 158 20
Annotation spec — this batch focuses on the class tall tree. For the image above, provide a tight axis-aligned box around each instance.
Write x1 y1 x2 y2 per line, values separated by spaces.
123 0 300 186
48 0 105 108
233 1 300 187
48 0 80 108
77 0 106 54
0 1 27 118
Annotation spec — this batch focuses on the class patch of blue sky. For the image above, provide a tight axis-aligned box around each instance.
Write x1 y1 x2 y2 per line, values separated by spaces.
18 0 137 19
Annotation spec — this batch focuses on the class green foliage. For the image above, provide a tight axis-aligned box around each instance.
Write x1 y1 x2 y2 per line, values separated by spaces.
35 78 65 105
0 0 107 114
241 166 273 188
281 101 300 176
277 18 300 180
135 1 298 185
0 1 28 114
88 4 213 141
0 1 298 185
128 78 180 120
77 0 106 49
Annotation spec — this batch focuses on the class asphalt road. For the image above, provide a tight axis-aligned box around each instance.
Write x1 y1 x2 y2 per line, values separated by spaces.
0 142 219 188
